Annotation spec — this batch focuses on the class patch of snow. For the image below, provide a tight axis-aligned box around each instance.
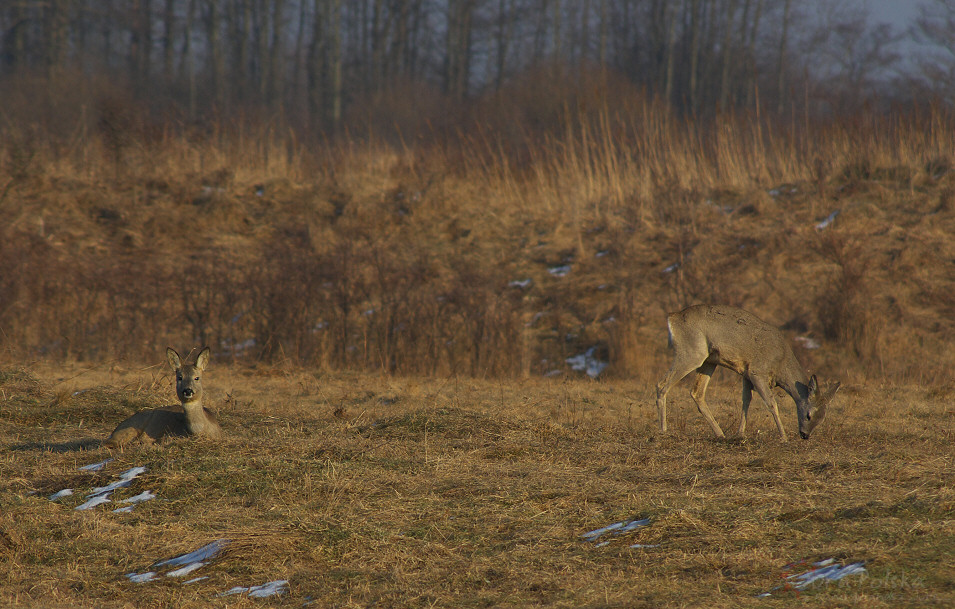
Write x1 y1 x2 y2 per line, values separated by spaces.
758 558 867 597
219 580 290 598
704 200 734 214
581 518 651 543
248 580 290 598
126 572 159 583
166 562 207 578
75 495 112 511
566 347 608 378
788 561 867 588
73 465 148 510
815 209 840 230
79 459 113 472
224 338 256 353
86 466 147 500
794 336 821 349
508 279 532 289
662 262 680 274
122 490 156 504
155 540 229 568
548 264 571 277
119 466 148 480
49 489 73 501
113 490 156 512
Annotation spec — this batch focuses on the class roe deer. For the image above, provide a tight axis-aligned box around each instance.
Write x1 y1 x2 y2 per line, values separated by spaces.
105 347 222 447
655 305 840 441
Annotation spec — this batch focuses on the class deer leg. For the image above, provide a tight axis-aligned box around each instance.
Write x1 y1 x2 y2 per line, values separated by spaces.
656 353 707 433
751 377 787 442
738 377 754 436
689 362 725 438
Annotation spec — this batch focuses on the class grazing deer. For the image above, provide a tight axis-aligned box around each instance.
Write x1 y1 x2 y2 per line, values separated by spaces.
655 305 840 441
105 347 222 447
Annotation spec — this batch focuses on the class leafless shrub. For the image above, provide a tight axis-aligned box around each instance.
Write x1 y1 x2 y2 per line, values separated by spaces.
812 231 879 362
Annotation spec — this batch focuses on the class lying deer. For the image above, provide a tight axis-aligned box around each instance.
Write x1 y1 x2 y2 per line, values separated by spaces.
105 347 222 447
655 305 840 441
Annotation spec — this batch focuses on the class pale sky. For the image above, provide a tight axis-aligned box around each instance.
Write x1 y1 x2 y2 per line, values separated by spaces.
865 0 922 26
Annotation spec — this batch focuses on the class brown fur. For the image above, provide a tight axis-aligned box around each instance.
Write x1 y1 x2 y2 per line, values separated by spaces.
655 305 840 441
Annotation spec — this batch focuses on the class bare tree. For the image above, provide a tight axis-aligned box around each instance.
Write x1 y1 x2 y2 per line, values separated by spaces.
775 0 791 114
911 0 955 104
162 0 176 84
45 0 71 79
203 0 227 110
445 0 476 99
801 2 902 113
310 0 343 129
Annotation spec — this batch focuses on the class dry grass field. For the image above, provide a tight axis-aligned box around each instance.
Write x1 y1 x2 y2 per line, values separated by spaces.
1 360 953 608
3 90 955 607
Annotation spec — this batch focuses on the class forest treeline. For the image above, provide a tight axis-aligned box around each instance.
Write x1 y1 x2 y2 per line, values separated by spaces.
3 0 953 137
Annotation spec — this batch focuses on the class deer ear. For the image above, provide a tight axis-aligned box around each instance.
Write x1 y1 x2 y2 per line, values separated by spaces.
166 347 182 370
195 347 211 371
808 375 818 394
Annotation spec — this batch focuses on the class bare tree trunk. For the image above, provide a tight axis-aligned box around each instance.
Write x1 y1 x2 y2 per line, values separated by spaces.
139 0 153 88
493 0 516 89
269 0 285 113
45 0 70 80
392 0 409 81
406 0 424 80
256 0 271 102
8 1 27 70
445 0 475 99
775 0 791 114
184 0 198 119
163 0 176 84
719 0 738 110
688 0 702 114
370 0 385 90
206 0 226 111
292 0 308 112
744 0 763 109
664 1 677 104
310 0 342 130
236 0 252 102
532 0 550 61
328 0 342 126
551 0 562 59
576 0 590 63
596 0 608 66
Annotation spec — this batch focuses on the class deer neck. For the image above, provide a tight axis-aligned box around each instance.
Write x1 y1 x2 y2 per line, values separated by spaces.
181 399 213 435
776 355 810 404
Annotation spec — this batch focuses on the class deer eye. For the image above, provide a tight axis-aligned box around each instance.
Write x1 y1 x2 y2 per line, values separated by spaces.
194 376 200 381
